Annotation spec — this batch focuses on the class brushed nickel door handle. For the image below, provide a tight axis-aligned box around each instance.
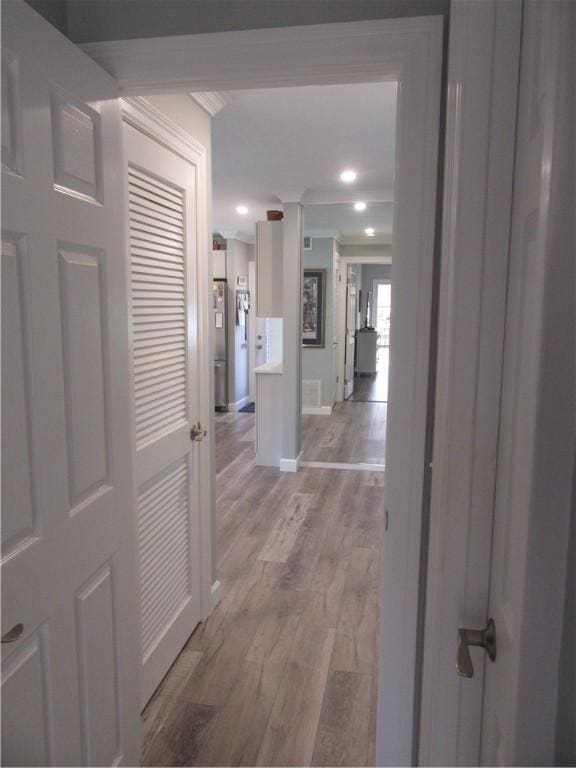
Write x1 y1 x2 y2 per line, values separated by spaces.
457 618 496 678
2 623 24 644
190 422 207 442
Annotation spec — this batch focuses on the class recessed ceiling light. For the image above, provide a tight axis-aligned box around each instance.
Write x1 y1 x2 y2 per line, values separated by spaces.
365 227 375 236
340 169 357 183
354 201 367 211
236 205 248 215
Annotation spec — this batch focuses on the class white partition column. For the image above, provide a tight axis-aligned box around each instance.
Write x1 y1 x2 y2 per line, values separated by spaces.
280 203 303 472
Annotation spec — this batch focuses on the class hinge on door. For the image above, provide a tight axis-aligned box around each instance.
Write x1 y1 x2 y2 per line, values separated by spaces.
336 375 339 383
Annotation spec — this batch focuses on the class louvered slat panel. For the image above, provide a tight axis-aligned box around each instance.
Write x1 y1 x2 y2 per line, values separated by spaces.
129 166 188 447
138 459 191 655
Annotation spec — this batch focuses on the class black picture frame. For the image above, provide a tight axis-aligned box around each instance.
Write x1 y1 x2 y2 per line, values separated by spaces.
302 268 326 348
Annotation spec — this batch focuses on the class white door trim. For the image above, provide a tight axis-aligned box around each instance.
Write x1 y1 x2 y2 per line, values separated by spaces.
81 17 440 94
82 18 443 764
120 96 217 622
419 1 522 763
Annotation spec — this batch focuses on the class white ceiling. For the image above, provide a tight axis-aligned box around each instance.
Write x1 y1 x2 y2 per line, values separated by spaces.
210 81 397 243
303 202 393 244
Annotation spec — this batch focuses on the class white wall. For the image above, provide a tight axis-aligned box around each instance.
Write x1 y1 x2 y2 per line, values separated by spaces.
65 0 449 43
302 238 335 408
225 239 255 407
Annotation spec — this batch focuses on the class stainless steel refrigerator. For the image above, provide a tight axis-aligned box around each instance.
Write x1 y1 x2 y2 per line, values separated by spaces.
213 279 228 410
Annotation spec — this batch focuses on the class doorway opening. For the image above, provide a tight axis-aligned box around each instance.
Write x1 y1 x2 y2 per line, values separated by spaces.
299 203 393 471
142 80 396 766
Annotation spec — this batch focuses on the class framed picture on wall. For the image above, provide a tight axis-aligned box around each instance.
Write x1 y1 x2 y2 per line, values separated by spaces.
302 269 326 348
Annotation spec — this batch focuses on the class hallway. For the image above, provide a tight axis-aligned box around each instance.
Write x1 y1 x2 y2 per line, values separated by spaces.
348 348 389 403
301 402 387 466
141 411 383 766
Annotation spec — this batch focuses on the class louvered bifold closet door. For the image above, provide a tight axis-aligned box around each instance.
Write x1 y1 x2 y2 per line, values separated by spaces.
129 167 188 445
124 121 202 709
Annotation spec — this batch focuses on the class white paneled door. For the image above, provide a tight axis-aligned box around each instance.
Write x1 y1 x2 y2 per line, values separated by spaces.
1 2 140 765
123 122 203 707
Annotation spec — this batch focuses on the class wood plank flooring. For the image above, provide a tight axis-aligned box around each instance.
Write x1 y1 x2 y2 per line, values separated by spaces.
347 373 387 403
301 402 387 465
142 410 383 767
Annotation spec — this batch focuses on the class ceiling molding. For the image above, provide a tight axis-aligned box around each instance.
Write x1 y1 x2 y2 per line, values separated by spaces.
337 233 393 246
302 189 395 206
189 91 229 116
302 228 341 239
78 17 441 94
337 254 392 265
216 229 255 245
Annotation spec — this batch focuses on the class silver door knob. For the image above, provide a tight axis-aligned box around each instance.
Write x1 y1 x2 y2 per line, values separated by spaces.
2 623 24 643
457 618 496 678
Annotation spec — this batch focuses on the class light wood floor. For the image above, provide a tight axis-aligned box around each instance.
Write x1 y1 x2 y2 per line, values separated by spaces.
348 349 389 403
142 410 383 767
301 402 387 465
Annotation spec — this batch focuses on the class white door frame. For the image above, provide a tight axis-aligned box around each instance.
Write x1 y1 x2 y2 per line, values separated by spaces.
82 19 442 765
120 97 219 623
248 260 256 403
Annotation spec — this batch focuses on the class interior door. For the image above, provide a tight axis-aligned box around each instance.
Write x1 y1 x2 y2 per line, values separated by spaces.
344 283 357 399
123 122 203 707
1 2 140 765
480 2 573 763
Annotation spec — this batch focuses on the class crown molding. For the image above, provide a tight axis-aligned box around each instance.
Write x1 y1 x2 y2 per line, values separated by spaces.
120 96 207 161
78 16 442 94
190 91 229 116
302 228 340 239
337 232 393 246
302 189 395 205
216 229 255 246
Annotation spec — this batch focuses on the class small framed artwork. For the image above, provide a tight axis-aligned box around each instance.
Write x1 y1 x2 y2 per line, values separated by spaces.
302 269 326 348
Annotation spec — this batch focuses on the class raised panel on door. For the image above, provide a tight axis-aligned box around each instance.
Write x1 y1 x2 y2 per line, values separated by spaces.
58 244 110 507
1 3 140 765
124 121 203 707
1 627 54 767
1 235 38 557
75 564 121 766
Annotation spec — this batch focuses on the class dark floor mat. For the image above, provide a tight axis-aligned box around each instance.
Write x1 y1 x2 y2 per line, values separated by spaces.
239 402 255 413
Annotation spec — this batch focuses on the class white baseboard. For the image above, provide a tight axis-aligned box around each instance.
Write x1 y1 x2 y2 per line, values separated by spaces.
280 453 301 473
302 405 333 416
211 580 222 609
299 460 385 473
228 395 251 412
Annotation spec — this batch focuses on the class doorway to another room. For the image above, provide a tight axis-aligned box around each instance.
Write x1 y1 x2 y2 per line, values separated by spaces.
142 81 396 766
300 204 393 470
349 276 391 403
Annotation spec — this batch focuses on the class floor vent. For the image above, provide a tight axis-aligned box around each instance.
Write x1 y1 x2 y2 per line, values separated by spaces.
302 379 322 408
